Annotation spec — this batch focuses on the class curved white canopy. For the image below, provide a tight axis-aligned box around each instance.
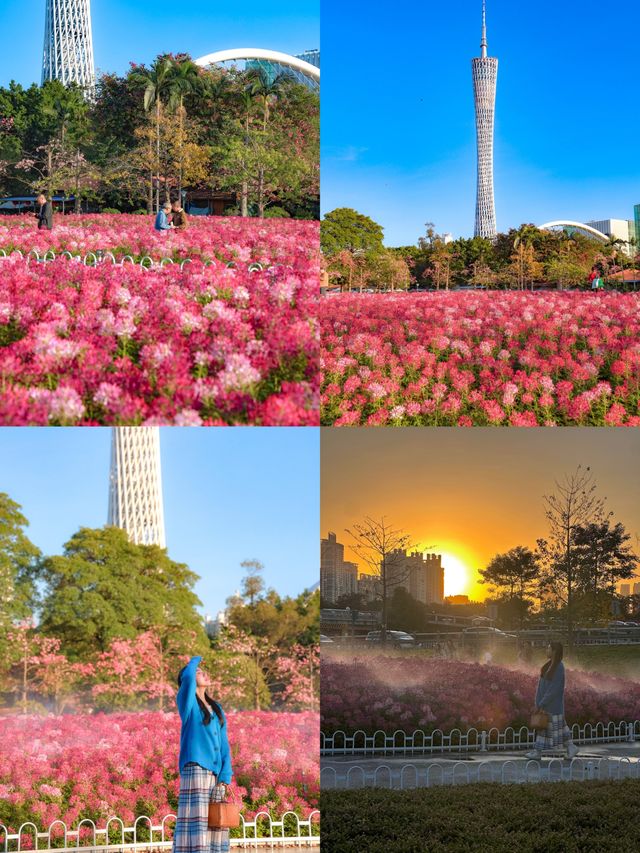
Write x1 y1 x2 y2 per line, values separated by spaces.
539 220 609 243
195 48 320 83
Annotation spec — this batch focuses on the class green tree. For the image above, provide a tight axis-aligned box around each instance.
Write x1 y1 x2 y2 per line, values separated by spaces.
39 526 206 660
321 208 385 257
240 558 266 605
0 494 41 665
479 546 540 628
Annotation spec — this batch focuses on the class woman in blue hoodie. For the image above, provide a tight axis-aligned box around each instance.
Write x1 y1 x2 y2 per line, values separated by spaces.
172 656 233 853
525 641 579 760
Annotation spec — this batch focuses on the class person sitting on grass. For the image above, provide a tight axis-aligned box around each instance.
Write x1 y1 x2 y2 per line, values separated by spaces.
171 199 189 230
525 641 579 761
155 201 174 232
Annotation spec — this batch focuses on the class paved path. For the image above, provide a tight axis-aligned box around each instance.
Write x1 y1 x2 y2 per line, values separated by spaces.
321 743 640 789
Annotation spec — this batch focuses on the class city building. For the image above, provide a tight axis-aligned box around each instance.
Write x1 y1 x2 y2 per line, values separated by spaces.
472 1 498 239
321 532 358 604
42 0 95 91
389 550 444 605
634 204 640 248
204 610 228 638
586 218 635 255
446 595 471 605
358 573 381 603
108 427 166 547
634 581 640 596
619 584 631 597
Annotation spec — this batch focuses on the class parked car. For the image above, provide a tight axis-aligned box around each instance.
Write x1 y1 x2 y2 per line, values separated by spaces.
462 626 517 640
320 634 335 645
608 621 630 629
365 630 416 648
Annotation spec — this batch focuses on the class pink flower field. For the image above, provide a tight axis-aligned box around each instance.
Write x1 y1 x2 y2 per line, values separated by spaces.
0 216 319 425
320 291 640 426
0 711 319 833
321 656 640 735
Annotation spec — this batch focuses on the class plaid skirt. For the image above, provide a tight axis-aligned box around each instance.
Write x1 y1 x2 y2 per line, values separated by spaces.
172 763 230 853
534 714 573 751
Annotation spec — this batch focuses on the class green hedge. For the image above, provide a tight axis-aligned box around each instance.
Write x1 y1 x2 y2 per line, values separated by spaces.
321 780 640 853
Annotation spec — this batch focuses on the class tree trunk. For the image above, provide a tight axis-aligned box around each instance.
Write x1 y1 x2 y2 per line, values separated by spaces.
22 647 28 714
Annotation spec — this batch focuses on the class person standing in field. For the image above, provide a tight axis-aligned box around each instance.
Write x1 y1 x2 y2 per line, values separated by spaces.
526 641 579 760
155 201 174 232
35 193 53 230
172 655 233 853
171 199 189 230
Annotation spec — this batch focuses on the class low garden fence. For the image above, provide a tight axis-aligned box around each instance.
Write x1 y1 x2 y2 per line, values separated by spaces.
0 812 320 852
0 249 281 274
321 719 640 757
320 755 640 790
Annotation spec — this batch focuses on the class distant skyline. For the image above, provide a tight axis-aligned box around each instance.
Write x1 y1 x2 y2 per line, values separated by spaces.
0 0 319 87
322 0 640 244
321 429 640 601
0 427 319 615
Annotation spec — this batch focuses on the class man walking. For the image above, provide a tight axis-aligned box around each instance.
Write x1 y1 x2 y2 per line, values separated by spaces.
35 193 53 230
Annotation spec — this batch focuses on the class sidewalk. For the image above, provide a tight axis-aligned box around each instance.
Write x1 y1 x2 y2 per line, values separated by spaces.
321 743 640 789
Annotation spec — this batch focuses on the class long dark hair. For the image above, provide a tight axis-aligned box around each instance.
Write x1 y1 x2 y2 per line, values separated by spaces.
177 667 225 727
541 641 563 681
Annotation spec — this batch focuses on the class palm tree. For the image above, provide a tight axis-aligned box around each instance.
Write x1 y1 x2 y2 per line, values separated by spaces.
130 55 175 211
167 58 201 196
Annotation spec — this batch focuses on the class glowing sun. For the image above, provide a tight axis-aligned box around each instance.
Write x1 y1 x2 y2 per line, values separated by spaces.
441 552 470 597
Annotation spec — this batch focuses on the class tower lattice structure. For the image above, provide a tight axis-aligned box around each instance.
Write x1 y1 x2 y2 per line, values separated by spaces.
42 0 95 91
472 0 498 239
108 427 166 548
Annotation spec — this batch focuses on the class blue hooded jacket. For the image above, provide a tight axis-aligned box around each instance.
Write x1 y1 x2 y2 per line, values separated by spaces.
535 660 565 716
177 656 233 784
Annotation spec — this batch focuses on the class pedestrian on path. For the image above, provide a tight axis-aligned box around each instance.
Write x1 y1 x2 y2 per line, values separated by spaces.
172 656 234 853
526 641 579 760
35 193 53 230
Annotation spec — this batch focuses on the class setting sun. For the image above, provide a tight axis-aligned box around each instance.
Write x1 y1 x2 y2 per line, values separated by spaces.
441 552 471 597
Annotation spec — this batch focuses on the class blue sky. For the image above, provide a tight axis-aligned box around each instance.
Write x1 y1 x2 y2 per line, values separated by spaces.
0 427 319 615
0 0 318 86
322 0 640 244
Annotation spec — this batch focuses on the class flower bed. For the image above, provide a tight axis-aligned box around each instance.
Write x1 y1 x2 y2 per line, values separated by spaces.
0 711 319 832
320 656 640 735
0 214 318 267
320 291 640 426
0 254 318 426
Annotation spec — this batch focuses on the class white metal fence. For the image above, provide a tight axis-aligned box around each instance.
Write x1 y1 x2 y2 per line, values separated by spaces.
321 719 640 757
0 812 320 852
321 756 640 790
0 249 281 274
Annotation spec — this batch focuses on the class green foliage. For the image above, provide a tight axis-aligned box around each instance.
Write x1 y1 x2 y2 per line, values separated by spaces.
321 208 385 257
321 781 640 853
0 493 41 655
0 56 318 216
39 526 207 659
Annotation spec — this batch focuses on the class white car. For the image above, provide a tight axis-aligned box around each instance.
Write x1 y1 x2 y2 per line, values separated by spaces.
365 630 416 648
320 634 334 644
463 626 517 639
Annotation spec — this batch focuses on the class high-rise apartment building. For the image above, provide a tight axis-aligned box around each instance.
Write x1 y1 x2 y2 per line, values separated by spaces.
321 532 358 604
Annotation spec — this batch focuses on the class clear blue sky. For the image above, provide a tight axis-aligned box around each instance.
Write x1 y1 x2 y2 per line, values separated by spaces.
0 427 319 615
0 0 318 86
322 0 640 244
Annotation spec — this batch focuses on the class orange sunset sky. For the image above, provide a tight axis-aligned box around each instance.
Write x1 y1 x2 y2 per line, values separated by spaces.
321 429 640 601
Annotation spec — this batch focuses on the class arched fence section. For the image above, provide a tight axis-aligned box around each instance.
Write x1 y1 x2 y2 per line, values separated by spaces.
321 720 640 757
0 810 320 852
320 756 640 791
0 248 273 275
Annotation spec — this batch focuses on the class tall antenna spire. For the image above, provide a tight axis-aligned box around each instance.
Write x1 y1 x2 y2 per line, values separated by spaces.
481 0 488 58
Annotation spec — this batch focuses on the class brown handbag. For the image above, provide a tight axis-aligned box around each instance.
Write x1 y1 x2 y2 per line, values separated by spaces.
208 788 241 830
530 709 550 730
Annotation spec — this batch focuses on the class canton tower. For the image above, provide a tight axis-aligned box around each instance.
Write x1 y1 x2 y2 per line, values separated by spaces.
42 0 96 91
108 428 166 548
472 1 498 238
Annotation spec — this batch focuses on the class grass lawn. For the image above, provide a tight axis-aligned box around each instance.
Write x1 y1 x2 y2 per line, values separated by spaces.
321 780 640 853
